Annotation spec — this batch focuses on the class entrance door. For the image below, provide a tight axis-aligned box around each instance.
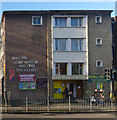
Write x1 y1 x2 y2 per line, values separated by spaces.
76 82 82 98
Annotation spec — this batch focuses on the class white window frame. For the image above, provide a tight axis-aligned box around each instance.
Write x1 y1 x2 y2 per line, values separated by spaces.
96 60 102 67
96 38 102 46
55 63 68 75
55 39 67 51
71 17 83 27
32 16 42 25
71 39 84 51
95 16 102 24
71 63 84 75
55 17 67 27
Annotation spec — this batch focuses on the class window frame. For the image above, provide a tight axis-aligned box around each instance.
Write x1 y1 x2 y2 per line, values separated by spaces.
95 16 102 24
55 63 68 75
71 39 84 51
96 38 102 46
72 63 84 75
55 39 67 51
55 17 67 27
32 16 43 25
71 17 83 27
96 60 102 67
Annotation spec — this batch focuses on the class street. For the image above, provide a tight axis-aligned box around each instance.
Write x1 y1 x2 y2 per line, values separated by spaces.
1 112 117 120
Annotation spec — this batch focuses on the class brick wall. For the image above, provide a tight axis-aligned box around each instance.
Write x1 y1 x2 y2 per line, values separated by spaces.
5 13 48 99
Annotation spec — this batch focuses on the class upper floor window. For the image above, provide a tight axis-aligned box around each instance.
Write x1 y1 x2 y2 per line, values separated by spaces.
95 16 102 24
32 16 42 25
55 18 67 27
96 38 102 46
71 39 83 51
55 39 67 51
72 63 84 75
55 63 68 75
96 60 102 67
71 18 83 27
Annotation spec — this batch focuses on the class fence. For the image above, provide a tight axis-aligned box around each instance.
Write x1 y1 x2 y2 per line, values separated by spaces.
2 96 117 112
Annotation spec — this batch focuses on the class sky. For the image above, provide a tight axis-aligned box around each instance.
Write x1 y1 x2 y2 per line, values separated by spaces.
0 1 116 21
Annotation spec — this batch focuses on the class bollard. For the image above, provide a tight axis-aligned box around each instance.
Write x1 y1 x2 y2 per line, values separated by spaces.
111 98 113 109
47 97 49 111
4 93 7 112
69 95 71 112
90 97 92 111
26 97 28 112
4 98 7 112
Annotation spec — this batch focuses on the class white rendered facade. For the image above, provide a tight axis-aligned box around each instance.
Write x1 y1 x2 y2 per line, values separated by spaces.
52 15 88 79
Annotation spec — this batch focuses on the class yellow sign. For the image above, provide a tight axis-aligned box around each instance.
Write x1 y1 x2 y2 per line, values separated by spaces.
53 75 88 80
89 75 105 79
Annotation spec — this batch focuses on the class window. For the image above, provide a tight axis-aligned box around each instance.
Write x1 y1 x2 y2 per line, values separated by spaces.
95 16 102 23
32 16 42 25
71 39 83 51
55 39 67 51
72 63 84 75
96 60 102 67
96 38 102 46
55 63 68 75
71 18 83 27
55 18 67 27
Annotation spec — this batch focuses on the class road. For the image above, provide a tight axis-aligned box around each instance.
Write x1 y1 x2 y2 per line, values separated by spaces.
1 112 117 120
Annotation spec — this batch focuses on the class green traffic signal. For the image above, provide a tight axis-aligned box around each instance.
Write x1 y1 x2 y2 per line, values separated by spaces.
104 69 110 80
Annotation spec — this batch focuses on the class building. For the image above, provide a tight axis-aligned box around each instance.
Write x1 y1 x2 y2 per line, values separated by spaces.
1 10 112 100
111 16 117 99
115 1 117 16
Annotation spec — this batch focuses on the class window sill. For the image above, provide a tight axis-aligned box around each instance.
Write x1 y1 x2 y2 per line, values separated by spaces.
96 44 102 46
95 22 102 24
96 66 102 68
53 51 87 52
32 24 42 26
53 26 86 28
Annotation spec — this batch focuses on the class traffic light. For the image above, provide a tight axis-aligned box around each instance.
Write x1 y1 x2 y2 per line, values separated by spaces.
105 69 110 80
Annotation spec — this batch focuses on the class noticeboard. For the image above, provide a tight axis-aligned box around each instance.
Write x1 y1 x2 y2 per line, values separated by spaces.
18 74 36 90
96 82 103 89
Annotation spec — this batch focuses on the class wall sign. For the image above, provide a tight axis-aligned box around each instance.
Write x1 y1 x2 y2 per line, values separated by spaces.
12 56 39 72
96 82 103 89
88 75 107 82
18 74 36 90
53 75 88 80
19 82 36 90
54 88 61 93
19 74 36 82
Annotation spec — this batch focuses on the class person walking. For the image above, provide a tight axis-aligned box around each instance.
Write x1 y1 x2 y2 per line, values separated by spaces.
64 87 69 99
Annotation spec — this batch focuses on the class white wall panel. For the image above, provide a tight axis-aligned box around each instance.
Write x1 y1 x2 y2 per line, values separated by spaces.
53 28 86 38
53 52 87 62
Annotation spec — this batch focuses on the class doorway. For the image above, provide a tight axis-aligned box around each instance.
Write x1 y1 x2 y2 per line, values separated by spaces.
76 82 82 98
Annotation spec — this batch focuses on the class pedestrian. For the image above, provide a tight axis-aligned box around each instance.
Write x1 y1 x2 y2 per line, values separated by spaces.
64 87 69 99
100 93 105 107
91 94 96 104
94 89 100 106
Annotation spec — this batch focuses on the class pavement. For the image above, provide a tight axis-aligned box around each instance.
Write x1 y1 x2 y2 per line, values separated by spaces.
1 112 117 120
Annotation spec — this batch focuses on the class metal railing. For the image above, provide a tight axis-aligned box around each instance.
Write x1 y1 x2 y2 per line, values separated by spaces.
2 96 117 112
